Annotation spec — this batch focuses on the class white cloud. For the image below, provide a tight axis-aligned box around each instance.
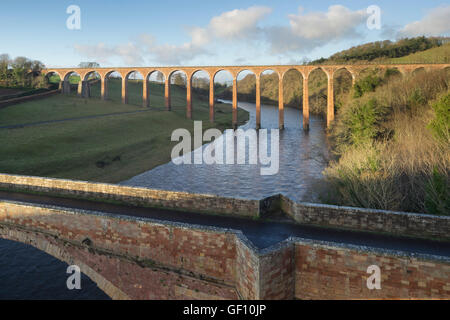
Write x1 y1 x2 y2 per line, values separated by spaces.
74 6 270 65
398 5 450 37
265 5 368 55
289 5 367 40
209 6 272 39
73 42 144 66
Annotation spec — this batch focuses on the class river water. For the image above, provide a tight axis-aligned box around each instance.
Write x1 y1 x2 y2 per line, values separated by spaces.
122 100 330 203
0 100 329 299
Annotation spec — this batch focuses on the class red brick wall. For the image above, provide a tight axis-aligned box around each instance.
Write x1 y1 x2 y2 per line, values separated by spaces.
259 245 295 300
0 201 239 299
0 200 449 300
294 242 450 299
235 238 259 299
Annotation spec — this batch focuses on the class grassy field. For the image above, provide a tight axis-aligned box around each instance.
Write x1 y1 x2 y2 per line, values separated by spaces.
0 79 248 183
386 43 450 64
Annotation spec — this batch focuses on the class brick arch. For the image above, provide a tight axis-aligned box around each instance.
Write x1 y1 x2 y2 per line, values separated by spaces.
105 69 123 79
168 69 188 80
45 70 63 79
146 69 166 82
83 70 101 81
212 68 234 81
63 70 82 82
125 69 144 80
0 228 126 300
190 69 210 82
281 67 305 82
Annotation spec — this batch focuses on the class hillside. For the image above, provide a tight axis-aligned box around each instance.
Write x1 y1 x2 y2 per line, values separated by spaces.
217 37 449 117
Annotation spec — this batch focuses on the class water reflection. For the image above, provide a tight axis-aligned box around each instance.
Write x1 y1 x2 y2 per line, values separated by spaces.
122 100 329 202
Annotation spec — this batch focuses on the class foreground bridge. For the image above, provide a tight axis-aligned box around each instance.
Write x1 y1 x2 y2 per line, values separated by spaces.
0 173 449 299
44 63 450 130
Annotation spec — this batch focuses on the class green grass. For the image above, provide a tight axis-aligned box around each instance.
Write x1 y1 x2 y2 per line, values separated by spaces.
0 79 248 183
386 43 450 64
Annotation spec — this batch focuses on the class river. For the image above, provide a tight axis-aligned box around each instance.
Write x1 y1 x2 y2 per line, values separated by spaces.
0 100 329 299
122 100 330 203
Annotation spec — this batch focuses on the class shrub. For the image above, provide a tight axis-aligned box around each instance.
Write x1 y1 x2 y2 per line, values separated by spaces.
347 98 384 145
425 167 450 215
428 91 450 143
353 75 383 98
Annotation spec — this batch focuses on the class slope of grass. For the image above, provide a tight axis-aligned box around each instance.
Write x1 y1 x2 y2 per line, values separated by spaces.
0 79 248 183
386 43 450 64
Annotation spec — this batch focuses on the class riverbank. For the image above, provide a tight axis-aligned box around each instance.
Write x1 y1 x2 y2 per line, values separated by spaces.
0 80 249 183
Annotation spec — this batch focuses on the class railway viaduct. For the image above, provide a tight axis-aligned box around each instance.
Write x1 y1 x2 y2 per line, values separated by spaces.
44 63 450 130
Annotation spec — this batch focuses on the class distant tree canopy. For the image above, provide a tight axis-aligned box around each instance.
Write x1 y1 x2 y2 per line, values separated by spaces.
0 53 46 88
311 37 445 64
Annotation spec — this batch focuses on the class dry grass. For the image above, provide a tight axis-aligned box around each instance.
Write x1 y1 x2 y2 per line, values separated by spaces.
323 70 449 214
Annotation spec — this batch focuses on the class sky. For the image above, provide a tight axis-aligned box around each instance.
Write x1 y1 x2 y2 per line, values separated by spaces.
0 0 449 68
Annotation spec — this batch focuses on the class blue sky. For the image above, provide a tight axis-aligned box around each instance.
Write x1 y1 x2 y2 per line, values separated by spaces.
0 0 449 67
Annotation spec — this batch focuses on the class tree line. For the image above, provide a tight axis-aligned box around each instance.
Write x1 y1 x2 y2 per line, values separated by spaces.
0 54 47 88
311 36 446 64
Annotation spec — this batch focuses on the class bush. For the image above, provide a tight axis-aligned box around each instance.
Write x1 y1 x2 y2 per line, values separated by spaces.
347 98 384 145
425 167 450 215
428 91 450 143
324 69 449 214
353 75 383 98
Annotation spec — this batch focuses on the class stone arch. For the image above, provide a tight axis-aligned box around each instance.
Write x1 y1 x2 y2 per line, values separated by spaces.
213 69 235 126
282 68 304 108
307 67 328 119
383 66 402 79
333 67 353 114
412 67 426 76
81 71 101 99
168 70 188 115
123 70 144 106
260 69 282 128
104 70 123 103
0 229 124 299
236 69 257 103
190 70 211 120
145 70 166 109
44 71 62 90
62 71 82 95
